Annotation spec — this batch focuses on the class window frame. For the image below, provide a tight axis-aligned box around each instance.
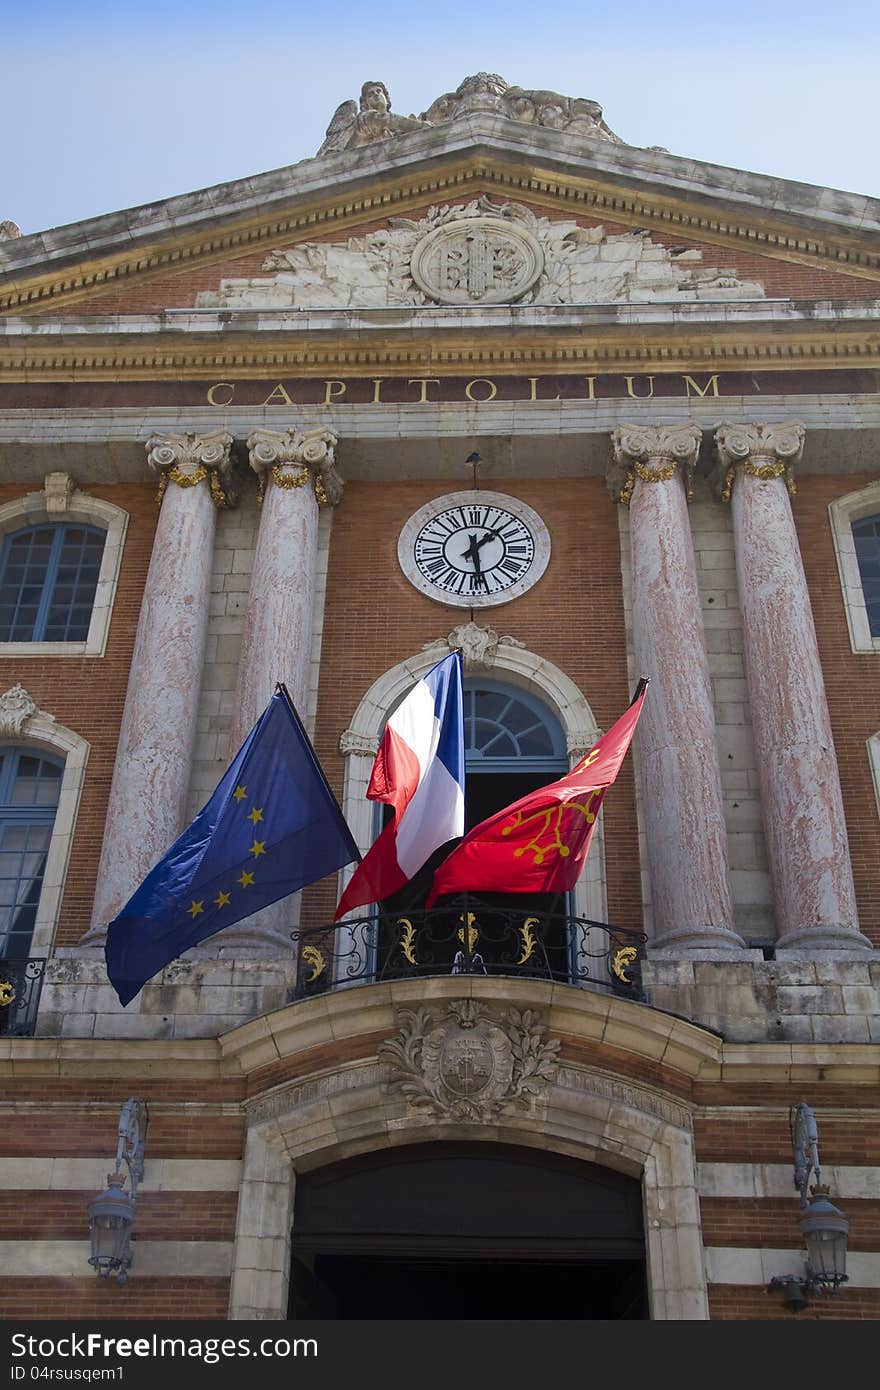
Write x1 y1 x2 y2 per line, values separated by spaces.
829 484 880 655
0 485 128 658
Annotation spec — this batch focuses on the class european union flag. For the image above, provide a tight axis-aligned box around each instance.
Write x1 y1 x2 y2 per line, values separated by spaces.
105 687 360 1006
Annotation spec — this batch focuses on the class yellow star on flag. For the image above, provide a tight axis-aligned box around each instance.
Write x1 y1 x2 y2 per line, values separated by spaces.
250 840 267 858
187 900 205 918
247 807 264 825
233 785 247 802
238 870 255 888
214 890 231 908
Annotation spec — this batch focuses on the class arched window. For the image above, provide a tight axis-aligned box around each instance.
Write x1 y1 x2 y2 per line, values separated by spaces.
464 681 568 771
0 747 63 958
0 523 106 643
852 515 880 638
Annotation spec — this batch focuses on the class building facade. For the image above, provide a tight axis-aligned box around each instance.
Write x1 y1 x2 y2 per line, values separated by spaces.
0 73 878 1320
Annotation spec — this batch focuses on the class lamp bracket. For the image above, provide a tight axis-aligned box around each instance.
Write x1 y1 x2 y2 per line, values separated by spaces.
792 1101 820 1208
115 1097 148 1199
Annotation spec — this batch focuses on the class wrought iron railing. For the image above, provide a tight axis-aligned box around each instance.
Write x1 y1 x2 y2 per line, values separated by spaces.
0 958 47 1037
291 904 646 1002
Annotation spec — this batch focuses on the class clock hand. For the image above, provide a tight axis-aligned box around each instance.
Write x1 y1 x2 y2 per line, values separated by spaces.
461 534 489 589
461 534 482 569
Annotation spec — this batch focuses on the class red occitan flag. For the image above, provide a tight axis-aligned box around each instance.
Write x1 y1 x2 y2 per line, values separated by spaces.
425 680 648 908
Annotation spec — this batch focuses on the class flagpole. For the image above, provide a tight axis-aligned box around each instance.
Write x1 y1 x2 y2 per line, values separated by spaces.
630 676 650 704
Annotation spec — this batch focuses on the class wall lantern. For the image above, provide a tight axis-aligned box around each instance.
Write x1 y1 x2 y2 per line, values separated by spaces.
768 1102 849 1311
87 1097 148 1285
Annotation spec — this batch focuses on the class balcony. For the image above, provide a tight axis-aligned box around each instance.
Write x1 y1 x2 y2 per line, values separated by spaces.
0 958 47 1037
291 903 646 1003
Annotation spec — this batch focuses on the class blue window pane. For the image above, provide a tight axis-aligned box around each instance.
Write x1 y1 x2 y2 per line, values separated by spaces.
853 516 880 637
0 523 105 643
0 751 63 958
464 686 566 765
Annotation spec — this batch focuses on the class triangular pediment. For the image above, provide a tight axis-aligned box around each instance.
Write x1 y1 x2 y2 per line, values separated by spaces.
2 78 880 319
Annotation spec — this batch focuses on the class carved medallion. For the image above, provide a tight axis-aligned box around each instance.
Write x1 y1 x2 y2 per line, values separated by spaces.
380 998 560 1121
411 216 543 305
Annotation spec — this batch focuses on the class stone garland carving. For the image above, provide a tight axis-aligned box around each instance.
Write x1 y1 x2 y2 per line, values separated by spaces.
0 684 41 738
379 998 560 1122
247 427 343 507
196 196 765 312
421 620 525 672
608 423 704 507
147 430 236 509
714 421 805 502
318 74 622 156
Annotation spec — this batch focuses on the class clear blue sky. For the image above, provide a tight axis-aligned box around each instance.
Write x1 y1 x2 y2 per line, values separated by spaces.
4 0 879 236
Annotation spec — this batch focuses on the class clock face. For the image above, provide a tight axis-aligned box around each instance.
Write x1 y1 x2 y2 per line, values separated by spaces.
398 491 550 608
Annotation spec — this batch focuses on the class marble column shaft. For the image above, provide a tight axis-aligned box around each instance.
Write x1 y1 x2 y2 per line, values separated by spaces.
715 422 869 952
217 428 342 951
88 430 234 937
611 425 742 951
227 427 342 754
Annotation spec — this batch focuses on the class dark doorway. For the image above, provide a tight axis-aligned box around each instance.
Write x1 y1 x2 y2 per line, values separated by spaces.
289 1143 648 1320
291 1253 647 1319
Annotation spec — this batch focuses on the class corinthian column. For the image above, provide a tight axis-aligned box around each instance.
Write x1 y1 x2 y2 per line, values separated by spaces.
610 424 743 951
87 431 234 939
227 427 343 753
715 422 870 952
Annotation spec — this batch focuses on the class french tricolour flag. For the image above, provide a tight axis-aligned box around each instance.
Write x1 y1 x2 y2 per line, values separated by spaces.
334 652 465 918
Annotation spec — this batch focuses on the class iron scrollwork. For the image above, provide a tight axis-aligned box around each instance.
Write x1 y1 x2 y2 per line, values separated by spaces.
292 904 645 1001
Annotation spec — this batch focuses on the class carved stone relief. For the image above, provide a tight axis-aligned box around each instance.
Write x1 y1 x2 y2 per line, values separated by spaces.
379 997 560 1121
0 685 43 738
421 621 525 672
316 74 622 156
197 197 765 310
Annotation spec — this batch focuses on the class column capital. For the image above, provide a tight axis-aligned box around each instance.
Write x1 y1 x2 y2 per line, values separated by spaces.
146 430 236 508
608 423 702 506
247 426 344 507
713 421 805 502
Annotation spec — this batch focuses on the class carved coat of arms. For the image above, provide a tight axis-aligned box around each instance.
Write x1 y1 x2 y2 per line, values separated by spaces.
379 998 560 1121
410 212 543 305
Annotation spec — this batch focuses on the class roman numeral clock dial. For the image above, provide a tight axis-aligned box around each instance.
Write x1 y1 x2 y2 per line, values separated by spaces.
398 491 551 608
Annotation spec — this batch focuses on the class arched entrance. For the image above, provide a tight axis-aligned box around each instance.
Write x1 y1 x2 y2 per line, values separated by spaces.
225 981 711 1322
289 1142 647 1319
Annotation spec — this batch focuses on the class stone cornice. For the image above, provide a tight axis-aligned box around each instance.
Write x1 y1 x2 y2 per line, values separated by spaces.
2 146 879 315
0 317 879 379
1 999 878 1089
